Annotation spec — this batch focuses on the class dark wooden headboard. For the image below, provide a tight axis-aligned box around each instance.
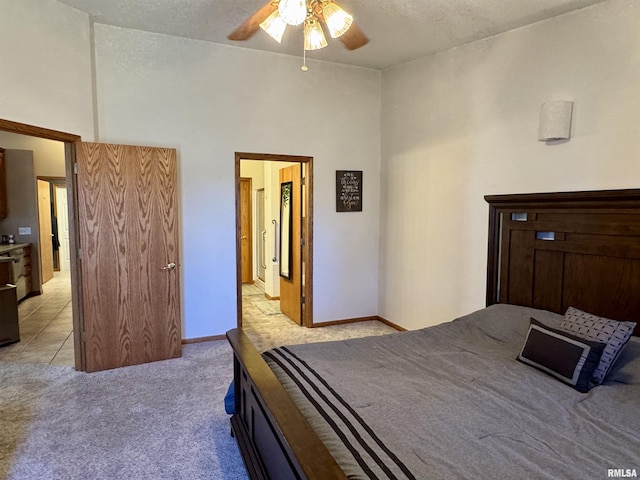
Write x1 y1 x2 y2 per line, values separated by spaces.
485 189 640 336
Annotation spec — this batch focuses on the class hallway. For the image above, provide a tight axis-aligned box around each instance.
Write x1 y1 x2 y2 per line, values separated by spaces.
241 283 397 352
0 271 73 366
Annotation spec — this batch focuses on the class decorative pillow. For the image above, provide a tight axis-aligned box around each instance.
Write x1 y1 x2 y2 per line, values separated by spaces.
560 307 637 385
517 318 606 393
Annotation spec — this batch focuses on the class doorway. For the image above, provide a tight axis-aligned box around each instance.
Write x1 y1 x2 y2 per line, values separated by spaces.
37 177 70 277
0 123 79 367
235 153 313 328
54 184 71 272
0 118 184 373
256 188 266 284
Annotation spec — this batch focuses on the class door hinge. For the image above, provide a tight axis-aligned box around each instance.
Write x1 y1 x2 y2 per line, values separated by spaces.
300 237 305 246
301 296 306 305
301 177 306 186
74 163 78 175
77 248 83 260
81 331 86 342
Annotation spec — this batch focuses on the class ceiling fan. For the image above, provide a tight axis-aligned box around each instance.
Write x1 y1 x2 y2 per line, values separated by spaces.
228 0 369 53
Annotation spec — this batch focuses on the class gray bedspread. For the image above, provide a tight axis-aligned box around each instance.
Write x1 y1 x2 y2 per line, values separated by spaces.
263 304 640 480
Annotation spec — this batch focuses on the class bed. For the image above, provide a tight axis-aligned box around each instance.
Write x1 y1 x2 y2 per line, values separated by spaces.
226 189 640 479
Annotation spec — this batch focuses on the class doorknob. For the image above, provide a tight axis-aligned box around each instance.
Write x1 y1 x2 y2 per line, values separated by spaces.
161 262 177 271
241 235 247 240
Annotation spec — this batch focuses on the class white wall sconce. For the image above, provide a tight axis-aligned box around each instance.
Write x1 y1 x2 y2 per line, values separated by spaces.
538 101 573 142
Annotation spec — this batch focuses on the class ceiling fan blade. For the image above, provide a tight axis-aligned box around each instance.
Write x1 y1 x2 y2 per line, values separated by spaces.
228 1 278 41
338 22 369 50
314 7 369 51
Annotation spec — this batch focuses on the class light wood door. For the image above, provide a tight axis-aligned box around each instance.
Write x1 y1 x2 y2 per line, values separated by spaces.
240 178 253 284
279 164 301 324
37 179 54 284
77 142 181 372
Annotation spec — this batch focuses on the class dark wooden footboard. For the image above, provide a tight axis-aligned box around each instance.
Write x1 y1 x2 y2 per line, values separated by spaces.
226 328 348 480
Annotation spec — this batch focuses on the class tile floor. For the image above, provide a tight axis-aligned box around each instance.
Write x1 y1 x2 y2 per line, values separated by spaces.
0 271 74 366
241 282 397 352
0 276 395 367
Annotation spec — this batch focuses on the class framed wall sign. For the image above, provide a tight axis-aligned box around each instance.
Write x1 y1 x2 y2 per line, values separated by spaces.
336 170 362 212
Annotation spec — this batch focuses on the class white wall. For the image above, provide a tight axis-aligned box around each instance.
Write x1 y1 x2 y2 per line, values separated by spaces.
93 25 382 338
264 161 297 299
379 0 640 330
0 0 95 139
0 132 66 177
0 150 42 292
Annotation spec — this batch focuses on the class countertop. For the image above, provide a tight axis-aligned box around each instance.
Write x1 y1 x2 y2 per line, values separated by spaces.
0 243 31 255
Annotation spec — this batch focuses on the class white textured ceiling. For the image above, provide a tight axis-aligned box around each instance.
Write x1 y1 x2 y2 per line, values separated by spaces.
57 0 606 69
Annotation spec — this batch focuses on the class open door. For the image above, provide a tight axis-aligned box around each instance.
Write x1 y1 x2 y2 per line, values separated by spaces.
240 178 253 284
37 179 54 284
76 142 181 372
279 164 301 324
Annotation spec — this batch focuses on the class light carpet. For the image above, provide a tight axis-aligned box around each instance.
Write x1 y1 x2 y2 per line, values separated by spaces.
0 342 247 480
1 304 399 480
242 316 398 353
254 301 282 316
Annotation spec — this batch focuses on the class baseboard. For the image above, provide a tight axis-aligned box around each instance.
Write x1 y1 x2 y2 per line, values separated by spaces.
264 293 280 300
376 316 407 331
312 316 379 328
182 334 226 345
312 315 407 331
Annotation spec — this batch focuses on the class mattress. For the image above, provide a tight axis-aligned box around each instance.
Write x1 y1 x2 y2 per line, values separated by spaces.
263 304 640 480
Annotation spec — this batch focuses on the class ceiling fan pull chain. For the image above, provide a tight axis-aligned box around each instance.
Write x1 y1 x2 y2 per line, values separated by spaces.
301 38 308 71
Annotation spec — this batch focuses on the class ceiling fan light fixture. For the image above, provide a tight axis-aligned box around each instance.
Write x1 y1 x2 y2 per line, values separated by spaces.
322 1 353 38
259 9 287 43
278 0 307 26
304 18 327 50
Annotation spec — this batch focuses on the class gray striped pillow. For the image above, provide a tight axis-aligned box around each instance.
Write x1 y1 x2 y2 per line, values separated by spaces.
560 307 636 385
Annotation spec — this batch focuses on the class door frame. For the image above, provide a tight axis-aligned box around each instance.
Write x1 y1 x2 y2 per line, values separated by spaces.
52 181 68 272
235 152 314 328
0 118 85 370
37 176 66 272
255 188 266 283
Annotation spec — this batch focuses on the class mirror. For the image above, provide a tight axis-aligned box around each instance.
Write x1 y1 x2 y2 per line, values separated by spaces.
280 181 293 279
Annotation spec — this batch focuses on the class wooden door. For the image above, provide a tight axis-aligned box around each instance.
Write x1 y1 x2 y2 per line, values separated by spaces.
240 178 253 284
77 142 181 372
54 185 71 272
37 179 54 284
279 164 301 324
